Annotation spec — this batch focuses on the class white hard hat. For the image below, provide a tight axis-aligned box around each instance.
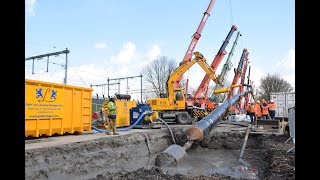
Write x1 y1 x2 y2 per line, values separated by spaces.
270 99 274 103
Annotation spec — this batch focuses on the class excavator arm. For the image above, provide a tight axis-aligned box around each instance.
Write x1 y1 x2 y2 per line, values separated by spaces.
167 52 221 105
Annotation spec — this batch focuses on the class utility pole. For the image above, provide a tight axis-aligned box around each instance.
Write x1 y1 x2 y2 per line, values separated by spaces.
104 74 143 101
64 48 69 84
90 82 121 98
25 48 70 84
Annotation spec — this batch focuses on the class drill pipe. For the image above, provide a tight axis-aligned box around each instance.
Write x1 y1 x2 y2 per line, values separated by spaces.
154 90 252 167
186 89 251 141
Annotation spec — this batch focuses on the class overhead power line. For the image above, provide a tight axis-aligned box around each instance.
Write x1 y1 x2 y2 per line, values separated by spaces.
25 48 70 84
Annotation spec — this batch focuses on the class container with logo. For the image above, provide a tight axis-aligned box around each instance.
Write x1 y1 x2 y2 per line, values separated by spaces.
25 79 93 137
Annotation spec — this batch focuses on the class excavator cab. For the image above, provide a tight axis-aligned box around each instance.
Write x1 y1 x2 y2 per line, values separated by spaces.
174 89 186 108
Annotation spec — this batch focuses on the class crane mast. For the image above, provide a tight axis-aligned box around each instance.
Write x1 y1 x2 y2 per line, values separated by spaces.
244 66 253 105
211 31 241 99
227 48 248 99
174 0 216 89
238 53 249 94
193 25 237 100
237 52 249 110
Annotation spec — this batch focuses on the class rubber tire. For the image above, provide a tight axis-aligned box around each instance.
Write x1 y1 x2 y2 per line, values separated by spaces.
176 112 191 125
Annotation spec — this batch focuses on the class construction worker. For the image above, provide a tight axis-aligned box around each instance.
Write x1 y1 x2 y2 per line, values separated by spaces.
248 101 256 123
254 100 262 120
231 105 237 115
261 100 269 120
101 107 110 128
106 96 119 135
268 99 276 120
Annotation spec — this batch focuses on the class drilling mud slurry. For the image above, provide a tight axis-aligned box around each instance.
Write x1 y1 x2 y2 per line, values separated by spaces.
158 147 258 179
25 125 295 180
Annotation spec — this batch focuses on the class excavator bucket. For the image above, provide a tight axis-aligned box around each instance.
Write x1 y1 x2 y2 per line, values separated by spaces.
155 90 252 167
154 144 187 167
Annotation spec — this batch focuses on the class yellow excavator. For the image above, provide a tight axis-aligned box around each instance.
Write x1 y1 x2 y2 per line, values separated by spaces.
146 52 222 124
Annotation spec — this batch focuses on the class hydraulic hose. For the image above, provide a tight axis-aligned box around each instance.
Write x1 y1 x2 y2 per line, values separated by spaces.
157 117 176 144
118 111 152 131
91 125 105 133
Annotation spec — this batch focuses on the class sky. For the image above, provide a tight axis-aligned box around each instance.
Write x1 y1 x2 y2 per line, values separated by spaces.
25 0 295 101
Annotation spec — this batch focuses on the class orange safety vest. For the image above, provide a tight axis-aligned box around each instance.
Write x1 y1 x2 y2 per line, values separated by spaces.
254 104 262 117
268 103 276 110
261 104 269 115
249 104 255 113
245 104 249 111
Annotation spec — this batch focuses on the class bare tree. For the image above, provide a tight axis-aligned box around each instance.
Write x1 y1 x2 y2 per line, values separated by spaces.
258 73 294 101
142 56 177 98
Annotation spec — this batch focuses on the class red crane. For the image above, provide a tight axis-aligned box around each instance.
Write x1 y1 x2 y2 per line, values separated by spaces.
237 52 249 111
193 25 238 102
174 0 216 89
238 52 249 94
227 48 249 99
244 66 254 108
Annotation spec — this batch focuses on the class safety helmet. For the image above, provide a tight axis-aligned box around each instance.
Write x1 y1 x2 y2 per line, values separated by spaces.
270 99 274 103
256 100 260 104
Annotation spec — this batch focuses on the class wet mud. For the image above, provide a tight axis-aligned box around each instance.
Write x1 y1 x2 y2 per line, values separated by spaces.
25 124 295 179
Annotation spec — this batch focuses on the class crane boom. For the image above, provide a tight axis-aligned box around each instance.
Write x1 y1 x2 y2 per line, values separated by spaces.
227 48 249 99
174 0 216 88
193 25 237 99
212 31 241 97
244 66 253 104
237 52 249 110
238 52 249 94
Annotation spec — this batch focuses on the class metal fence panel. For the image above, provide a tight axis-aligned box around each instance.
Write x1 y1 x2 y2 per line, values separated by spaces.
288 106 295 144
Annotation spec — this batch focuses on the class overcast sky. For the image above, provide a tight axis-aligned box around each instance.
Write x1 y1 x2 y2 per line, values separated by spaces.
25 0 295 100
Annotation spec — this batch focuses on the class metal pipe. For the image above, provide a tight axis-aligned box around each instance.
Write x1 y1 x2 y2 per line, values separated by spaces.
155 90 252 167
239 124 251 160
186 90 251 141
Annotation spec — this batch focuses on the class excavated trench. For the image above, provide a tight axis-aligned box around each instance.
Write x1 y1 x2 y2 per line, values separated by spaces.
25 124 295 180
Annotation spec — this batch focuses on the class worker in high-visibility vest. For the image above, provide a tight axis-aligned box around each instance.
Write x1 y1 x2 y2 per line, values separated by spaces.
254 100 262 120
230 105 237 115
247 101 256 123
268 99 276 120
261 100 269 120
106 96 119 135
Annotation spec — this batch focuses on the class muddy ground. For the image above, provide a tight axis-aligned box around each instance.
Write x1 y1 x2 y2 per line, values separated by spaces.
25 123 295 180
